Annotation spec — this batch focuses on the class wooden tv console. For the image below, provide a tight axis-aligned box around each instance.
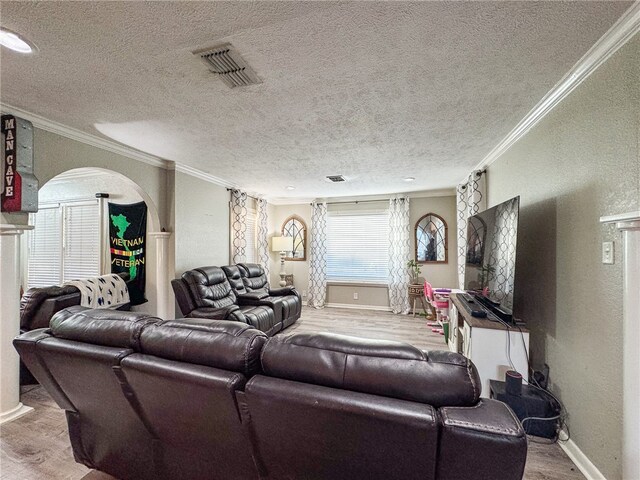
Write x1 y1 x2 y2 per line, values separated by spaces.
449 293 530 397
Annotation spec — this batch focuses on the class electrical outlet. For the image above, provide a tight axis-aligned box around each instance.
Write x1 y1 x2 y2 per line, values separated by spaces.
302 290 307 298
353 292 358 300
602 241 614 264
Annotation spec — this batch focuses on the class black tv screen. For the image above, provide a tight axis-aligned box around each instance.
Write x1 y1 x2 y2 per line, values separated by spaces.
464 196 520 315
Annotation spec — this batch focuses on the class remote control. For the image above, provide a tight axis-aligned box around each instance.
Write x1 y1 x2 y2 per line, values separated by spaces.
471 310 487 318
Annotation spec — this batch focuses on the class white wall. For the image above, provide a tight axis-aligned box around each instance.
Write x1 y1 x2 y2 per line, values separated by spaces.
410 195 457 288
269 193 458 309
13 128 167 228
269 203 311 298
485 35 639 480
174 172 230 275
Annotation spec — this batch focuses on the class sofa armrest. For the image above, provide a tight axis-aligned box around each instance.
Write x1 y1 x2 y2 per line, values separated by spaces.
13 330 77 411
187 305 244 321
171 278 197 316
436 399 527 480
268 286 298 297
237 292 269 302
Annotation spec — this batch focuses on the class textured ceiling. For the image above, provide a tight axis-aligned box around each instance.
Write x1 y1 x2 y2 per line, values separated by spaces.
0 1 631 201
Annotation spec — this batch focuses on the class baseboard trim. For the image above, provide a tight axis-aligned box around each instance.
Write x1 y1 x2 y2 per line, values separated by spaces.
559 432 607 480
325 303 392 312
0 403 34 425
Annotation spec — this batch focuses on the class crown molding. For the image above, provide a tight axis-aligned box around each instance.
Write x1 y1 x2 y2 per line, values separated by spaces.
0 103 169 169
171 163 236 189
0 103 246 191
473 1 640 174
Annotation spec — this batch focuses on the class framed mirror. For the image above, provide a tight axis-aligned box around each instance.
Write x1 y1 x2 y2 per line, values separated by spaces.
281 215 307 261
415 213 448 263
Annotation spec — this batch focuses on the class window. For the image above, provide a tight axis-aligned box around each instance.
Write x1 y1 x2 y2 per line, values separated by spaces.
326 211 389 283
245 210 257 263
28 200 100 288
27 206 62 287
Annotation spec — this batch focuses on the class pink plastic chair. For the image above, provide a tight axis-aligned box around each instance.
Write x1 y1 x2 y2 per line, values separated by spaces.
424 281 450 327
424 281 449 310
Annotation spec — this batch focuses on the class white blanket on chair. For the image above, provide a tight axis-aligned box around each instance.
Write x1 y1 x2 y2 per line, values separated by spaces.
64 274 130 309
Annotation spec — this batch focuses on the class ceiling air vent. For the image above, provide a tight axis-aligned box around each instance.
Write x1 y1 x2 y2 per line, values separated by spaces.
326 175 347 183
194 43 262 88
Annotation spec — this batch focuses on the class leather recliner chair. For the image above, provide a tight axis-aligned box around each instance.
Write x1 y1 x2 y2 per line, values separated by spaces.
237 263 302 328
171 266 280 336
222 264 300 331
15 308 528 480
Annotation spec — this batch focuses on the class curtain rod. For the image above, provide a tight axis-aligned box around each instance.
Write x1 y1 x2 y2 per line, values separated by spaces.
226 188 260 202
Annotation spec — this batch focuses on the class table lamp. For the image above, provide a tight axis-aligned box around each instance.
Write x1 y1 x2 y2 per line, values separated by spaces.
271 236 293 286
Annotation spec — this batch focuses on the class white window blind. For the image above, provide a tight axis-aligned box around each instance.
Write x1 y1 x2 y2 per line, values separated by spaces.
28 206 63 287
245 210 257 263
326 211 390 283
62 202 100 282
27 200 100 288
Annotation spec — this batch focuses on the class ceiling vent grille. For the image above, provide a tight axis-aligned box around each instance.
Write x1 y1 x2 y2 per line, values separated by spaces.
326 175 347 183
194 43 261 88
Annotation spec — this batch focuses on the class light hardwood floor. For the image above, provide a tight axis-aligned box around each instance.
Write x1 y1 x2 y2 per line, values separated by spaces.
0 306 584 480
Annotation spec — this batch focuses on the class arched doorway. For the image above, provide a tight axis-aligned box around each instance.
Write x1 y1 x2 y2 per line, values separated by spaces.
24 167 170 318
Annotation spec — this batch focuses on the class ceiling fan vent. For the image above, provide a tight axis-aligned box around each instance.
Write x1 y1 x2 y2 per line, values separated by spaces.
326 175 347 183
194 43 262 88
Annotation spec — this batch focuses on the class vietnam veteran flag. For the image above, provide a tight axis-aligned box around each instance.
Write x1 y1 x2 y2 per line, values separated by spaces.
108 201 147 305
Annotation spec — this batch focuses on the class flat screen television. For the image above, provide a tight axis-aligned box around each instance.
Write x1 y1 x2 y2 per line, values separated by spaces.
463 196 520 322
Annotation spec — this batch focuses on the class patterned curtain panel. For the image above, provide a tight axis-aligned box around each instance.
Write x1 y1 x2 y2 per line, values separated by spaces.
487 197 518 311
308 201 328 308
256 198 270 281
388 196 411 314
230 189 248 263
456 170 486 289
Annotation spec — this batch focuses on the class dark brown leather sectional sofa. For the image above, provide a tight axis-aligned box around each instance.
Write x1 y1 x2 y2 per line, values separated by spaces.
171 263 302 336
14 307 528 480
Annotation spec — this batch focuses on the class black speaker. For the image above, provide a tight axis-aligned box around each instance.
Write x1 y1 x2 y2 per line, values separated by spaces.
490 380 561 439
505 370 522 396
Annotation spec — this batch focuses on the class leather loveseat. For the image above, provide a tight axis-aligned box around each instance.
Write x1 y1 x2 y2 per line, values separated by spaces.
172 264 301 336
224 263 302 329
15 307 528 480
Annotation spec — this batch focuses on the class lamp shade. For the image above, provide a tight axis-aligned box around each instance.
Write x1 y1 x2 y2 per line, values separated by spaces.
272 236 293 252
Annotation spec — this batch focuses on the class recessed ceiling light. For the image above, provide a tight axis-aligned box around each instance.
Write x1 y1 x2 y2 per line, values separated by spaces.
403 177 415 182
285 186 295 190
0 28 35 54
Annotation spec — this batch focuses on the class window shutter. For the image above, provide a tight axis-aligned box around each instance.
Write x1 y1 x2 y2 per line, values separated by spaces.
28 206 63 288
245 211 257 263
62 201 100 281
326 211 390 283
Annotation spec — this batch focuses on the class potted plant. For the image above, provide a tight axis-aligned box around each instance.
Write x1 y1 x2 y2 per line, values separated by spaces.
406 260 422 284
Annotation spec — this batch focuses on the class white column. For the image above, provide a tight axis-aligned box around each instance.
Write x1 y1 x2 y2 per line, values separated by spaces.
0 224 34 424
601 211 640 480
148 231 172 320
